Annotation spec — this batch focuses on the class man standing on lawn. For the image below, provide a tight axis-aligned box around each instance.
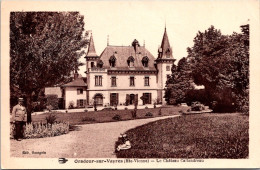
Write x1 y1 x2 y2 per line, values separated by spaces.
11 98 27 141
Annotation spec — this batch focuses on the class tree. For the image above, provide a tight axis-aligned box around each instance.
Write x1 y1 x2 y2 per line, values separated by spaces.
186 25 249 113
164 58 193 104
10 12 88 122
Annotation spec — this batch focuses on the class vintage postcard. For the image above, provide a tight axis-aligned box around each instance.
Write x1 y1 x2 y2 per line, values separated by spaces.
1 0 260 169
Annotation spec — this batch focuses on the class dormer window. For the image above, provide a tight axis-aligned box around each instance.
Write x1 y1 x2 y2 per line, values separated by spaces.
109 56 116 67
127 56 135 67
142 56 149 67
166 48 171 58
97 60 103 68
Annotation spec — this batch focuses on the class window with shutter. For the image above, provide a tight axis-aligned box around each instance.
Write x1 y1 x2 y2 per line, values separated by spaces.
80 100 84 107
144 76 149 86
77 100 80 108
135 94 138 105
130 77 135 86
111 77 117 86
126 94 130 105
149 93 152 104
77 89 83 95
95 76 102 86
116 93 119 105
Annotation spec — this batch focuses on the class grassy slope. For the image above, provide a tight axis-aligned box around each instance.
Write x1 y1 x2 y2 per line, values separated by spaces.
116 113 249 158
32 106 184 125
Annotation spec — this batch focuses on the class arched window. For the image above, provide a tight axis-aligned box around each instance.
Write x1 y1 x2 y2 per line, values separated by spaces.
127 56 135 67
93 93 103 106
142 56 149 67
97 60 103 68
109 56 116 67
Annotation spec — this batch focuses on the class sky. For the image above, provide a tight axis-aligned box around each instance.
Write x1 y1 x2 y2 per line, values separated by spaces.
70 1 252 75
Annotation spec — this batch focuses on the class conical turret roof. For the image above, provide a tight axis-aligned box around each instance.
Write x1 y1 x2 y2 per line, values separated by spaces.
158 27 173 59
86 33 98 57
161 28 171 51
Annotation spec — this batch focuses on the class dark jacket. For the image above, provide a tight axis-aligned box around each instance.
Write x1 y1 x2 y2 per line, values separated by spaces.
11 104 27 122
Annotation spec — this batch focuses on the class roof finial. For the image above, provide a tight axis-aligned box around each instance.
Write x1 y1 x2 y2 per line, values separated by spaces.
143 40 145 47
107 35 109 46
165 19 167 31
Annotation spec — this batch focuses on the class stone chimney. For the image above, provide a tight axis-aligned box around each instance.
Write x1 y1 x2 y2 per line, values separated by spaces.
74 70 79 80
132 39 140 53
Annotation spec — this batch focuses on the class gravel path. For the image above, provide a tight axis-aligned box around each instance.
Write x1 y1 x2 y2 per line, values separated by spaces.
10 115 180 158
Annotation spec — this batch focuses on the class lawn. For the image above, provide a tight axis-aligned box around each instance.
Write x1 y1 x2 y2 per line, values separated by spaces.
31 106 185 126
116 113 249 158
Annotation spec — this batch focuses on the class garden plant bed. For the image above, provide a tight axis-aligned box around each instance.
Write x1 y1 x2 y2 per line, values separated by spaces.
116 113 249 158
183 109 213 115
31 106 185 126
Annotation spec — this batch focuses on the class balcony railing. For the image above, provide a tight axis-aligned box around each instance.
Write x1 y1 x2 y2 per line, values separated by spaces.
88 67 106 72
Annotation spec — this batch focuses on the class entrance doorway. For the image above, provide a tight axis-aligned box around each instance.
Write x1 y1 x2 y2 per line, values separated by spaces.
110 93 118 106
130 94 135 105
142 93 152 105
94 94 103 106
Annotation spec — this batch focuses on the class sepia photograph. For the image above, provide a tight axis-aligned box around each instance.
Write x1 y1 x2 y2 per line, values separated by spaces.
1 0 260 169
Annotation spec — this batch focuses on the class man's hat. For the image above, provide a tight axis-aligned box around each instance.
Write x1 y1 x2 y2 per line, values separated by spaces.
18 98 24 101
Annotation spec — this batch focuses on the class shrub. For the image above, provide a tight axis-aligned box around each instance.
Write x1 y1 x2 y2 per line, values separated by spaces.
81 117 95 122
145 106 148 109
69 101 75 109
84 109 88 112
145 112 153 117
112 114 121 121
124 107 128 110
23 122 69 139
46 95 59 110
46 105 53 112
45 112 57 125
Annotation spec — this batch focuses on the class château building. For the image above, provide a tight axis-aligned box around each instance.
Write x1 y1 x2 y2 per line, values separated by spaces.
62 27 175 108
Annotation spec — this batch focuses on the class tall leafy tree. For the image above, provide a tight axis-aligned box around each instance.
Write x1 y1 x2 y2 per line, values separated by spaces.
165 25 249 113
164 57 193 104
10 12 88 121
186 25 249 113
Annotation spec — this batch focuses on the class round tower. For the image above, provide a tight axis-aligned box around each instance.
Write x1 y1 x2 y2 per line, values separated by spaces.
156 27 176 105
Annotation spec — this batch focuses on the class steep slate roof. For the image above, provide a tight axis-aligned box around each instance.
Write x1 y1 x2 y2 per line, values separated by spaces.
86 33 98 57
158 27 173 59
62 78 87 87
99 43 156 71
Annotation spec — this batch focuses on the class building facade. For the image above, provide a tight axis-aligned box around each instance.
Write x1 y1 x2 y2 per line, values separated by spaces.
61 76 88 109
84 27 175 107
